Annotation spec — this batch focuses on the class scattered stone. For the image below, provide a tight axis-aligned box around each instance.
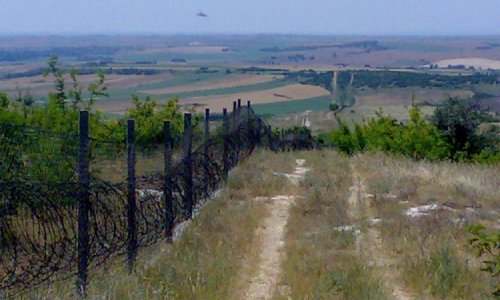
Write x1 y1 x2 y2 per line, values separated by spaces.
404 203 439 217
295 159 306 166
333 225 356 232
137 189 163 199
378 194 398 201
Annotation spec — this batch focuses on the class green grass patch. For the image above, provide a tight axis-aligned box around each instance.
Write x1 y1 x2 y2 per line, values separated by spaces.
252 95 332 116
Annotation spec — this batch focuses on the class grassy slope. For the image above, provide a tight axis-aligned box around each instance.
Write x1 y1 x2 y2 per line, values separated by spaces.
25 150 295 300
352 152 499 299
19 150 499 299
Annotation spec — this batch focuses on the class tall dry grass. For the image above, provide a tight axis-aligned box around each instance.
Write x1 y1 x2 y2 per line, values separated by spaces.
352 152 499 299
277 150 387 299
21 149 295 300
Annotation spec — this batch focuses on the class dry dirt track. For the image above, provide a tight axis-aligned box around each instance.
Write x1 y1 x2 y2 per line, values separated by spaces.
240 159 308 300
349 162 415 300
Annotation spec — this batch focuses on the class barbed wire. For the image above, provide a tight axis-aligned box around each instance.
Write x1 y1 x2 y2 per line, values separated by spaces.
0 107 315 295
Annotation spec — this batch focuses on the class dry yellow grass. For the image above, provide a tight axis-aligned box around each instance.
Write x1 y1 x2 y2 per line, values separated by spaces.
277 150 388 299
21 150 295 300
182 84 330 112
143 75 282 95
12 150 499 299
351 152 499 299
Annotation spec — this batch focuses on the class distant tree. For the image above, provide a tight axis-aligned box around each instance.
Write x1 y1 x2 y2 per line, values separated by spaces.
68 68 83 110
87 70 108 109
329 103 339 111
46 55 66 109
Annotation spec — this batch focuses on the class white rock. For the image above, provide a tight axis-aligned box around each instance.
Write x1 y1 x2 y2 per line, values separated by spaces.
405 203 439 217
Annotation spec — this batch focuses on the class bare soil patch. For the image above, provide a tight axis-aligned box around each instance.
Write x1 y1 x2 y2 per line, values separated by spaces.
240 159 307 300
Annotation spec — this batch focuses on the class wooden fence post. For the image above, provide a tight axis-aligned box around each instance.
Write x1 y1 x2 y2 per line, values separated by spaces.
76 111 90 297
163 121 173 242
127 119 137 273
222 108 229 180
204 108 210 197
182 113 193 219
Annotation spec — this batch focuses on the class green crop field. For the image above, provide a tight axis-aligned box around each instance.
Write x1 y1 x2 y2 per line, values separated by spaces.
252 95 332 116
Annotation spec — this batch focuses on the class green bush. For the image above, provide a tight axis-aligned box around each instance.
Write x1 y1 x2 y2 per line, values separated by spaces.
126 94 184 147
325 98 500 164
326 107 449 160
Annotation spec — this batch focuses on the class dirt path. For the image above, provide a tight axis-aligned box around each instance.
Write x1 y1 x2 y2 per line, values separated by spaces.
349 162 414 300
241 159 307 300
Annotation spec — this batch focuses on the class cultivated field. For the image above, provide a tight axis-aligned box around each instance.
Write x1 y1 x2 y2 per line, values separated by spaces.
435 58 500 70
0 34 499 121
354 87 473 106
182 83 331 112
142 74 282 95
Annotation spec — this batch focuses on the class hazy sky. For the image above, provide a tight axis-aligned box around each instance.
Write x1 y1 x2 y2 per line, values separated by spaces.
0 0 499 35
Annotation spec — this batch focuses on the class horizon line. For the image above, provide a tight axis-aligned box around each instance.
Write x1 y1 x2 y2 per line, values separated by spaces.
1 32 500 38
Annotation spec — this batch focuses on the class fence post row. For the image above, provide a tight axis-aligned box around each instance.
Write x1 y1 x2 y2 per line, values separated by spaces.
222 108 229 180
127 119 138 273
163 121 174 242
76 111 90 297
182 113 193 219
204 109 210 198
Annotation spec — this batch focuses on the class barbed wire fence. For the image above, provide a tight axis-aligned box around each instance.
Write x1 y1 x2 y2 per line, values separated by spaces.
0 100 316 297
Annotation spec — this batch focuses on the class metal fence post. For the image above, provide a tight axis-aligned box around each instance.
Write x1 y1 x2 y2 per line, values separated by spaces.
204 108 210 197
76 110 90 297
127 119 137 273
163 121 173 242
182 113 193 219
268 124 273 151
247 101 252 148
232 101 237 131
236 101 241 163
222 108 229 180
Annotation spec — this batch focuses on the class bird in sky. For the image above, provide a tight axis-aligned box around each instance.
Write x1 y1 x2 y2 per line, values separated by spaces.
196 12 208 17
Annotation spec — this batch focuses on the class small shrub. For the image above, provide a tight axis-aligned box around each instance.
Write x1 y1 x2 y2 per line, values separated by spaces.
467 224 500 297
